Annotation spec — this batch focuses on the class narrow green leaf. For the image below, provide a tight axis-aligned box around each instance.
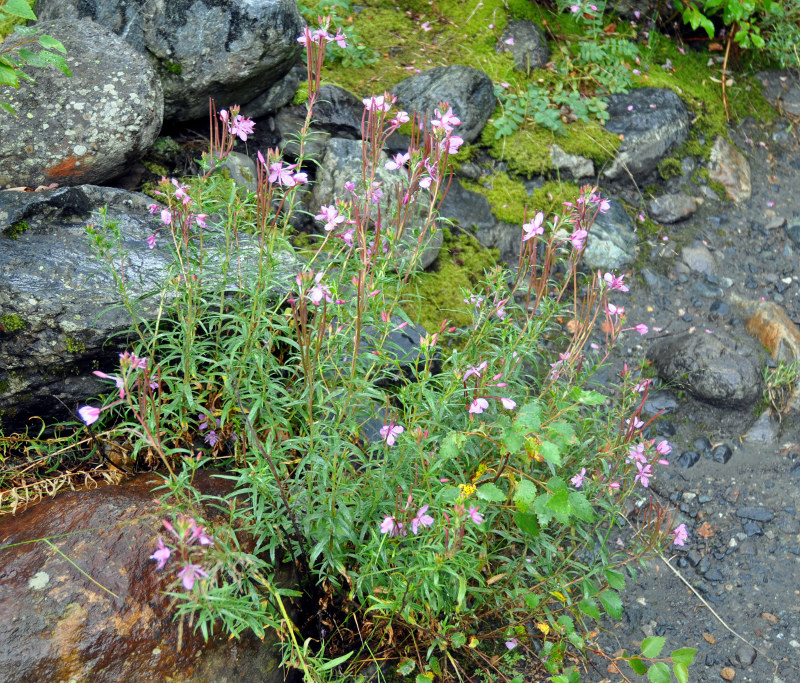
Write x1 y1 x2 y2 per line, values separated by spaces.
641 636 665 659
646 661 671 683
477 482 506 503
628 657 647 675
1 0 37 20
673 662 689 683
37 34 67 53
317 650 354 671
0 101 17 116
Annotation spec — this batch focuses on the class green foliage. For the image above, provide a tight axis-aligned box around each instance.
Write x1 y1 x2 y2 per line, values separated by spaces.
0 313 26 332
0 0 71 116
681 0 783 49
297 0 379 68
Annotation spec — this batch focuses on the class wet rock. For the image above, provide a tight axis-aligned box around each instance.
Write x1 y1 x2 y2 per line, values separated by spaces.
391 65 495 144
439 180 497 233
550 144 594 179
0 19 162 189
756 70 800 116
736 507 774 522
603 88 690 183
311 138 443 269
212 151 257 194
710 300 731 317
676 450 700 468
693 436 712 456
36 0 304 121
0 473 293 682
647 192 697 223
498 21 549 74
744 411 780 444
708 136 752 203
0 186 298 431
681 241 715 275
582 198 637 270
711 443 733 463
647 331 764 409
742 520 763 536
785 220 800 246
642 391 678 416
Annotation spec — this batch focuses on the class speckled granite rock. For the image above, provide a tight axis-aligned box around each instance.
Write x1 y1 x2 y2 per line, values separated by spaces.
0 19 162 189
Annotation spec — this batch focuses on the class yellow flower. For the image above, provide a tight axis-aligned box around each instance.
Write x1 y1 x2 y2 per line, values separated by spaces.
471 463 487 482
458 483 477 501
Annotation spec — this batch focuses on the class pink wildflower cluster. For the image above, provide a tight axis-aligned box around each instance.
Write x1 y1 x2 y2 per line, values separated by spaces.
219 106 255 142
150 515 214 590
78 351 153 425
258 149 308 187
461 360 516 414
380 500 484 544
297 16 347 48
146 178 208 249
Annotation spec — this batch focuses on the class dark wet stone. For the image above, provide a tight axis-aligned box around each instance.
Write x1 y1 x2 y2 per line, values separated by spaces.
777 516 799 534
656 420 677 437
439 180 497 232
647 192 697 223
786 220 800 245
736 507 774 522
0 473 294 682
693 436 712 456
643 391 678 416
705 568 723 582
687 550 702 566
676 451 700 468
742 521 764 536
498 21 549 73
692 281 723 298
734 642 757 667
711 443 733 463
710 300 730 316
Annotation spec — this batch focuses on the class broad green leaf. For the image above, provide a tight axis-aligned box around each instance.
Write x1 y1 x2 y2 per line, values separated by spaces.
397 658 416 676
439 431 465 461
1 0 37 20
439 485 460 504
628 657 647 675
0 101 17 116
641 636 665 658
568 491 594 521
539 440 560 465
451 632 466 648
502 424 525 453
0 65 19 88
598 590 622 619
524 592 540 610
578 598 601 620
673 662 689 683
18 49 48 68
604 568 626 591
670 647 697 667
477 482 506 503
514 510 540 537
513 479 537 512
646 661 671 683
37 34 67 53
544 488 571 523
416 675 433 683
38 51 72 77
514 401 541 433
12 25 39 35
317 651 354 671
577 389 607 405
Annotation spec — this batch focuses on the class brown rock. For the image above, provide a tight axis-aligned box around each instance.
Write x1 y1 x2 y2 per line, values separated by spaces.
0 472 292 683
721 666 736 680
708 136 751 203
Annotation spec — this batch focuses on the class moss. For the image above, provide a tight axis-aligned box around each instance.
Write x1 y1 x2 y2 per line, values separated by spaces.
0 314 26 332
64 335 86 354
658 157 683 180
152 137 181 156
292 83 310 106
3 220 30 239
401 229 499 332
142 160 169 177
160 59 183 75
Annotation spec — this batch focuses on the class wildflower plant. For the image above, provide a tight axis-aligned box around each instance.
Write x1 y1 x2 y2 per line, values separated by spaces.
78 20 696 683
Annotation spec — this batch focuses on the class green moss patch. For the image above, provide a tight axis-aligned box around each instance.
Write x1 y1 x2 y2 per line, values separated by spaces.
3 220 30 239
0 314 26 332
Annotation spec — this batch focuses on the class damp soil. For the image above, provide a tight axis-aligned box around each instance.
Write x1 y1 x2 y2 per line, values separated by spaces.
572 115 800 683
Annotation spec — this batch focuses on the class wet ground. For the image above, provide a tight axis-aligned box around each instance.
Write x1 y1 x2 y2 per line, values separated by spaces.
581 116 800 682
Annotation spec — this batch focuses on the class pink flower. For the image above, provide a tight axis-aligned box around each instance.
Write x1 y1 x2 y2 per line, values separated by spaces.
391 110 410 126
78 405 102 425
228 114 255 142
147 233 157 249
385 151 410 170
380 422 404 446
504 36 514 45
522 212 544 241
602 272 629 291
269 160 297 186
505 639 518 650
570 4 580 12
93 370 125 398
363 94 394 112
333 28 347 48
190 523 214 546
432 105 461 133
500 397 517 410
194 214 208 228
380 515 396 534
177 564 209 590
607 481 620 492
633 378 651 393
307 272 334 305
634 323 649 335
607 303 625 317
315 205 345 231
463 361 488 381
441 135 464 154
627 442 647 464
656 440 672 456
160 209 172 225
469 397 489 414
570 228 588 250
150 538 171 570
635 461 652 488
421 21 431 31
468 506 483 524
571 467 586 488
410 505 434 534
672 523 688 546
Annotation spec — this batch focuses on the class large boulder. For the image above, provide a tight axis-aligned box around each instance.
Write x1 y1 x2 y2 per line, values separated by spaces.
0 19 162 189
647 330 764 409
582 198 637 271
0 185 298 431
35 0 305 121
0 472 293 682
602 87 690 183
390 66 496 144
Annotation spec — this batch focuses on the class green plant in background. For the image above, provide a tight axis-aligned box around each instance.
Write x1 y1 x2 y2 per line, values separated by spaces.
296 0 378 68
760 0 800 70
763 360 800 419
0 0 70 116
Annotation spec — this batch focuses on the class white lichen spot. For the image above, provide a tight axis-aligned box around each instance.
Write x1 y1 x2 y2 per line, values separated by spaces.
28 571 50 590
103 84 116 94
73 145 88 156
73 102 85 111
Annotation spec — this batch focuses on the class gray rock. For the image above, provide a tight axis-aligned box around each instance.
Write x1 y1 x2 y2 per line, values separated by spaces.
550 144 594 179
475 221 525 271
647 192 697 223
438 180 497 233
310 138 443 270
785 220 800 245
0 185 297 431
708 136 751 203
681 241 716 275
390 65 495 144
744 410 780 444
240 65 303 119
35 0 305 122
498 21 549 74
734 642 758 667
642 391 678 416
212 151 257 194
603 88 690 183
756 70 800 116
582 198 638 270
736 507 774 522
647 331 764 409
0 19 162 189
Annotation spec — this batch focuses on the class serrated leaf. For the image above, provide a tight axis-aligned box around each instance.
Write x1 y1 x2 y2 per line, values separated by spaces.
514 401 541 433
524 592 540 610
604 568 626 590
0 65 19 88
440 431 466 461
646 661 671 683
670 647 697 667
673 662 689 683
503 424 525 453
598 590 622 619
539 441 560 465
397 658 416 676
514 510 540 537
37 34 67 53
568 491 594 521
513 479 537 512
439 485 460 504
1 0 37 20
477 482 506 503
577 389 607 405
628 657 647 675
544 488 571 523
578 598 601 620
641 636 665 658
